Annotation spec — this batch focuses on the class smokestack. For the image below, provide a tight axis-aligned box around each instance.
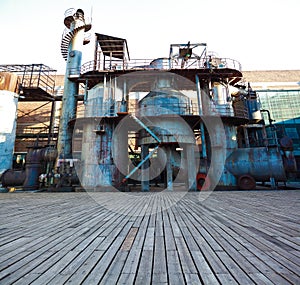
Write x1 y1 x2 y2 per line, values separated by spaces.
57 8 91 159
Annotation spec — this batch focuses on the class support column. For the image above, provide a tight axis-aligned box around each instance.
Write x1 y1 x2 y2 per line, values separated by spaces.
243 126 250 148
166 147 173 191
113 126 128 190
200 79 211 116
186 144 197 191
141 144 150 192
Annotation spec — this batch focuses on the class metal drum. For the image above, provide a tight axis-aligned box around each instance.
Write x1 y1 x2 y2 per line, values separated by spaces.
226 147 286 182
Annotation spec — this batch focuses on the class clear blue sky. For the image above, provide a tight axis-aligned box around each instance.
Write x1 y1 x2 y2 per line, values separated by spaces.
0 0 299 74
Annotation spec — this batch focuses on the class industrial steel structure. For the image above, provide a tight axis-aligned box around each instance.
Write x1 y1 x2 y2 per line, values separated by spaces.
0 8 297 191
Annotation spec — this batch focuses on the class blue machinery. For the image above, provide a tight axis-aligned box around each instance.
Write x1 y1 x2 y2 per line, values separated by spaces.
1 8 296 191
54 8 297 191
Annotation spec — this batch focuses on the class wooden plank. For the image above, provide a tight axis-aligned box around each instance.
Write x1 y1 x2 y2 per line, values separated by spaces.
152 235 168 284
99 251 129 285
216 251 255 285
47 238 105 285
191 250 220 285
120 227 138 251
120 217 151 275
61 250 105 284
117 273 136 285
166 250 185 285
174 236 198 275
0 190 299 285
216 273 238 285
135 249 153 285
0 251 54 285
29 250 79 285
81 236 130 284
179 192 299 285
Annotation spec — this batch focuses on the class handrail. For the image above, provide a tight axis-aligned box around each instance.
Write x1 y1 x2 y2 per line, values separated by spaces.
64 8 76 19
80 56 242 74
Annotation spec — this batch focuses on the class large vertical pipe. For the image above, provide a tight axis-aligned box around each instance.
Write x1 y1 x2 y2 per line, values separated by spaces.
195 74 202 116
141 144 150 191
165 147 173 191
113 125 128 188
200 79 211 116
94 34 98 71
48 100 56 145
57 9 86 159
196 74 207 160
120 80 127 112
186 144 197 191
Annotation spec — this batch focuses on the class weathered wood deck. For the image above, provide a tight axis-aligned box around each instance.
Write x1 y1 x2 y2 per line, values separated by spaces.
0 190 299 284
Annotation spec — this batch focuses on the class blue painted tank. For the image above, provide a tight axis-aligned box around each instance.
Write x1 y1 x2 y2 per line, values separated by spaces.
225 147 286 182
139 88 192 116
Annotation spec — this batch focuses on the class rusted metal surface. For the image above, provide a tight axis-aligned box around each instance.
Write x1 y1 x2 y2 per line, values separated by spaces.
226 147 287 182
0 90 18 175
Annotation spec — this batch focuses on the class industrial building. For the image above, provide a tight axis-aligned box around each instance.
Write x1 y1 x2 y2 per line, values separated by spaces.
0 8 299 192
243 70 300 172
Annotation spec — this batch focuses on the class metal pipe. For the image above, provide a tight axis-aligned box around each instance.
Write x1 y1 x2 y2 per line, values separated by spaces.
200 122 207 159
196 74 207 159
94 34 98 71
121 80 127 112
186 144 197 191
260 109 275 125
165 147 173 191
131 115 161 144
84 79 88 104
48 100 55 145
29 64 34 87
141 144 151 191
123 145 159 184
195 74 202 116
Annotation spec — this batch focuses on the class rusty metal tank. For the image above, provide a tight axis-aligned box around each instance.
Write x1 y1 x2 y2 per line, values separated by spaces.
137 76 198 190
139 88 191 115
138 78 194 145
1 169 26 187
225 147 286 183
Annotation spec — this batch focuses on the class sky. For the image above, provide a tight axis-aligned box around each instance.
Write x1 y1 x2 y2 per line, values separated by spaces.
0 0 299 74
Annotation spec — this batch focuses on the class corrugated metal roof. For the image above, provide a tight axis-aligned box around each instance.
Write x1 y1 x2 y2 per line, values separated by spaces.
95 33 130 60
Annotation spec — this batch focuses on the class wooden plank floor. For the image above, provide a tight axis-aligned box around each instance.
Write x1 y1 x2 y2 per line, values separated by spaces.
0 190 299 284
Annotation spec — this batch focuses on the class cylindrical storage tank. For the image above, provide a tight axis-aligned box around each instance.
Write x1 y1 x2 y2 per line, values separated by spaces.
213 83 228 105
0 90 18 175
226 147 286 182
139 88 192 116
1 169 26 187
136 76 198 191
76 117 116 189
22 147 46 190
138 78 196 153
247 99 262 122
138 88 194 145
43 147 58 162
149 58 170 69
85 83 105 117
212 83 234 116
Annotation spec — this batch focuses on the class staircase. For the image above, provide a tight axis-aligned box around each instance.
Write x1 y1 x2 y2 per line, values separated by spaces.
60 12 91 61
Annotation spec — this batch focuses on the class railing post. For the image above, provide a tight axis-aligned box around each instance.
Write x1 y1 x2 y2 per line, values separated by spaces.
29 64 34 88
37 64 42 88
